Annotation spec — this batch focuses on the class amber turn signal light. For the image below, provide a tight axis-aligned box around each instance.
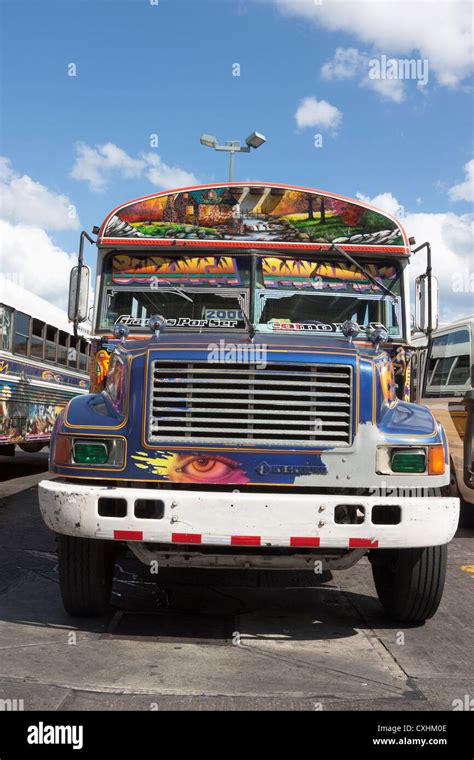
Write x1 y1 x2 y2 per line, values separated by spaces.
54 434 72 465
428 445 445 476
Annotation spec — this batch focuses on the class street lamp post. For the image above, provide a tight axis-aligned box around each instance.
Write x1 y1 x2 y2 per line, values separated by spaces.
200 132 266 181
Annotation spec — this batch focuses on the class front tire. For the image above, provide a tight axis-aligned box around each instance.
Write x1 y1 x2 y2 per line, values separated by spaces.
370 545 447 623
57 534 115 616
19 442 45 453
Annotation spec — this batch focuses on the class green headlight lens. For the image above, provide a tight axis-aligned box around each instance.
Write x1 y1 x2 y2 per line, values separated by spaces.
73 442 108 465
391 450 426 473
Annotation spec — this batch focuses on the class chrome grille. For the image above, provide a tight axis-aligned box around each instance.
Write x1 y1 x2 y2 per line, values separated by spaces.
148 362 353 447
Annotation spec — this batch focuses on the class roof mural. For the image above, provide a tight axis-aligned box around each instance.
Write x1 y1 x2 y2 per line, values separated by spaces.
100 184 407 251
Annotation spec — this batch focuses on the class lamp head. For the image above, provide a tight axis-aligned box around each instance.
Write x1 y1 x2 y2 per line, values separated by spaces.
112 323 129 341
341 320 360 343
245 131 266 149
200 133 217 148
370 325 389 350
148 314 167 340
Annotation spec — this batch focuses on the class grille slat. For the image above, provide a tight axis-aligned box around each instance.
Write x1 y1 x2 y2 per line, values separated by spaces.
154 377 350 389
148 361 353 447
153 406 350 418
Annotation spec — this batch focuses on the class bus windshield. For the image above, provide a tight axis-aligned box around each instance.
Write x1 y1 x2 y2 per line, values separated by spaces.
256 254 402 337
99 251 403 337
101 254 249 331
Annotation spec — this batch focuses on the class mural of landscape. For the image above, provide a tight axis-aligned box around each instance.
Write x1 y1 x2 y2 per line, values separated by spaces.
102 185 406 248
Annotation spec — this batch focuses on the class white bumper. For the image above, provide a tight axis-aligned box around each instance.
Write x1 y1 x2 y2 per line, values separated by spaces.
38 480 459 550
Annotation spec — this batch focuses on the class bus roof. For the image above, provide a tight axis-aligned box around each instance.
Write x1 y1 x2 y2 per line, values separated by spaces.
98 182 410 255
0 275 90 337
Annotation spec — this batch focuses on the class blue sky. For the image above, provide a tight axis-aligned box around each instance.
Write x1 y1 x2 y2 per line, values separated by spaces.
1 0 473 319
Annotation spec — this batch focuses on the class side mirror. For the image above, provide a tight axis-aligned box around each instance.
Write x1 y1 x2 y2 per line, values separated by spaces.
68 265 90 323
415 273 439 333
463 389 474 489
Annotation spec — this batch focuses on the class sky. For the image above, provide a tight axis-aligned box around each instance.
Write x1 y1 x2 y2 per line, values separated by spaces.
0 0 473 322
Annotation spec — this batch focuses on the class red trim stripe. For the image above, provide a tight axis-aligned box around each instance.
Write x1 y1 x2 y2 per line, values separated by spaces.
290 536 321 547
349 538 378 548
172 533 202 544
231 535 261 546
114 530 143 541
100 237 406 255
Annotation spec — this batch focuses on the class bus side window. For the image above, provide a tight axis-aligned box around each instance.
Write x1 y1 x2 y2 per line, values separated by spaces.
45 325 58 363
31 319 45 359
0 305 13 351
57 331 68 366
448 354 471 387
68 336 79 368
13 311 30 356
426 328 471 396
79 339 89 372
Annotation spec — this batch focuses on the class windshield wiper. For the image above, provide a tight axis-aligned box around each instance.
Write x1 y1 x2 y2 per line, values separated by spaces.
329 244 397 300
238 294 256 341
162 287 194 303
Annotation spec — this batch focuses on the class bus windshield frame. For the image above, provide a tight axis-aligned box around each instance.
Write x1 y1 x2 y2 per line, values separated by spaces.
97 250 405 339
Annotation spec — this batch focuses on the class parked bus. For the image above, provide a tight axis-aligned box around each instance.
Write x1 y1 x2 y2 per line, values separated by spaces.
412 316 473 526
0 275 89 456
39 182 459 622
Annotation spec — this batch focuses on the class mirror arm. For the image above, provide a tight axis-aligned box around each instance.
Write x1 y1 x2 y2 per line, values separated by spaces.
463 389 474 489
73 231 96 338
412 241 433 398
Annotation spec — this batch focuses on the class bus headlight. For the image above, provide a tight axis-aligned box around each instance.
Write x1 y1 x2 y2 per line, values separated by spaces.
376 445 445 476
54 435 125 467
391 449 426 473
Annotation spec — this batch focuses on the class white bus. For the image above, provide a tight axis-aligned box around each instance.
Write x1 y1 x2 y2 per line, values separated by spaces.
0 276 90 455
412 315 473 526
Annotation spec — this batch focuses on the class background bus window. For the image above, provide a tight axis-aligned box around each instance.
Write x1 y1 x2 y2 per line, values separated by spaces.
0 306 13 351
31 319 45 359
45 325 58 363
449 354 471 386
426 328 471 395
57 331 68 366
78 339 89 372
68 336 78 368
13 311 30 356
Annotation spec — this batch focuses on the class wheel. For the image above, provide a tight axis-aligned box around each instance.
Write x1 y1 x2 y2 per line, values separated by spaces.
57 534 115 616
19 442 44 453
370 545 447 623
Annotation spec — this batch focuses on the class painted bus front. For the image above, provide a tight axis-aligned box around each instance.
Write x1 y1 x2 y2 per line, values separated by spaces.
38 182 459 623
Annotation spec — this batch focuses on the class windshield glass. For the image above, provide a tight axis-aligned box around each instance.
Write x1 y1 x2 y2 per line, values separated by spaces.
100 254 249 330
256 255 402 337
99 251 403 337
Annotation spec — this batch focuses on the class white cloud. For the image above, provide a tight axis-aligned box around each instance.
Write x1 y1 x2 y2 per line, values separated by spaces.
70 142 199 193
358 190 474 321
321 47 363 81
263 0 474 88
0 157 80 230
356 190 405 217
295 96 342 131
322 47 406 103
448 158 474 202
0 220 77 310
143 152 200 190
70 142 145 193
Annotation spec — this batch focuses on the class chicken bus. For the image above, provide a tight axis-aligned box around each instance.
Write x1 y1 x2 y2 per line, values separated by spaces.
38 182 459 622
0 275 89 456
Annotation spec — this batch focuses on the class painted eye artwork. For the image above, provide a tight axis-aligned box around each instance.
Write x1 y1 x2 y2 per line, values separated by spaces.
170 454 250 484
132 451 251 484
